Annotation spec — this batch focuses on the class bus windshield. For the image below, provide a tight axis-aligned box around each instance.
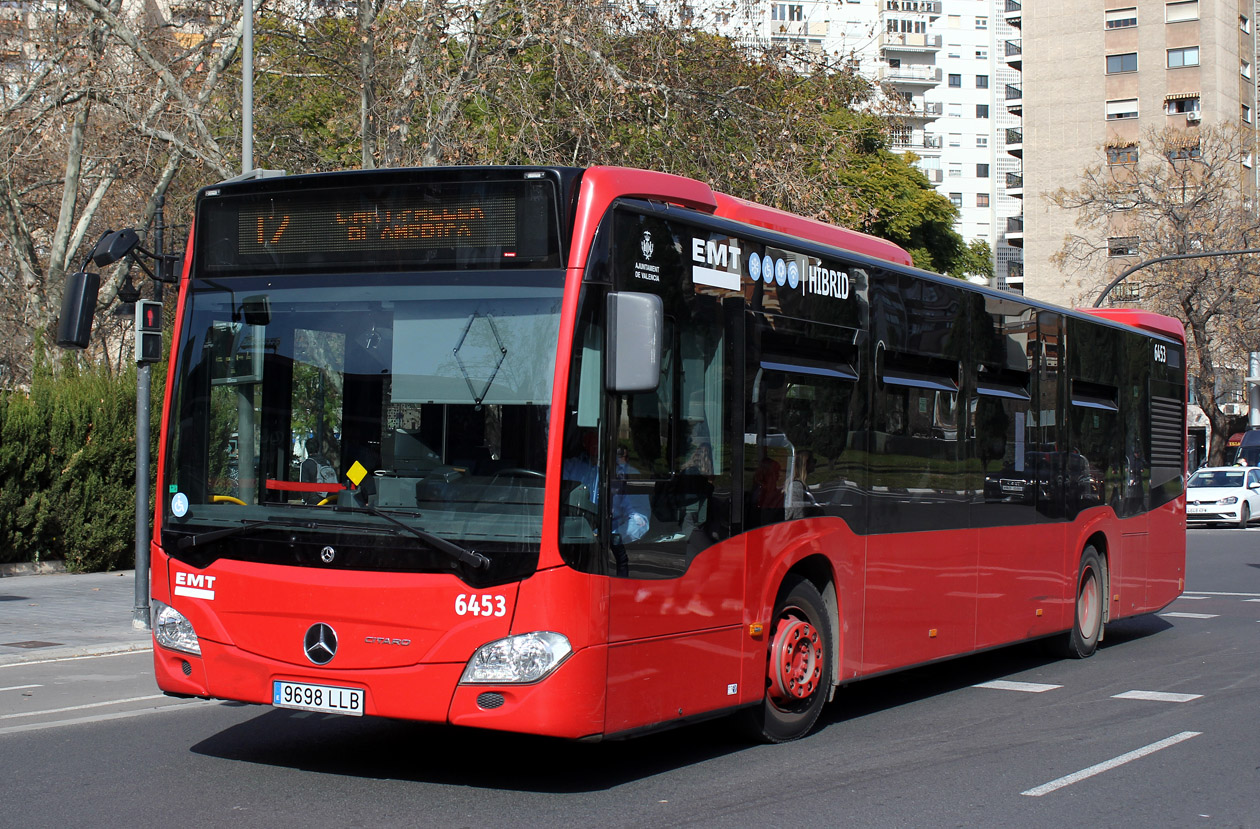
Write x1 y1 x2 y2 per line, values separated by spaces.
162 273 563 583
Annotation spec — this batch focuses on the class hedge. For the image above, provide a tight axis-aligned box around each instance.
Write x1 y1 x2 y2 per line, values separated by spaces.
0 350 145 572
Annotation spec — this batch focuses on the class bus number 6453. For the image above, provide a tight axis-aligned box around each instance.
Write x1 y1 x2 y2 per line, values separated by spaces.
455 594 507 617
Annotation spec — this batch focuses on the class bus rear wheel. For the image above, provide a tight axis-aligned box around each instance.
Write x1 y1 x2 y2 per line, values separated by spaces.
741 575 832 743
1054 546 1103 659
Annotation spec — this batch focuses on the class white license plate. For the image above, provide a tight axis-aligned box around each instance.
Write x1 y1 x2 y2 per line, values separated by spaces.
273 680 365 716
1187 505 1209 514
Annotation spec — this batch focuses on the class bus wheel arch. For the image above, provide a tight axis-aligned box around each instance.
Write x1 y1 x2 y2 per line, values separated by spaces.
742 557 838 742
1054 539 1107 659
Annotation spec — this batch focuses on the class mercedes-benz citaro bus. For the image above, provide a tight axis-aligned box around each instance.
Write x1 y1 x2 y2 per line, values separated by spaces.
148 166 1187 742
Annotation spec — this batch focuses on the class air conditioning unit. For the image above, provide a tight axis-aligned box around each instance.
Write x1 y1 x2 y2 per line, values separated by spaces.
1222 403 1243 416
1186 110 1201 122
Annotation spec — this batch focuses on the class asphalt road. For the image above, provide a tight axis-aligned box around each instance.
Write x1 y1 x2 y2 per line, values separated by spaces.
2 528 1257 828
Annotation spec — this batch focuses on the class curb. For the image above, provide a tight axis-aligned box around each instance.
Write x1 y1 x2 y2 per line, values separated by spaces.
0 561 68 578
0 640 152 668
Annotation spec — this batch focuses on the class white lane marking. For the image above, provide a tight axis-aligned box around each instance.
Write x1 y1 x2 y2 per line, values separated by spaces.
1177 595 1210 600
1245 599 1260 603
1021 731 1202 797
0 699 215 737
1112 690 1202 703
0 685 41 693
0 694 166 721
1178 591 1260 597
1159 612 1219 619
974 680 1062 693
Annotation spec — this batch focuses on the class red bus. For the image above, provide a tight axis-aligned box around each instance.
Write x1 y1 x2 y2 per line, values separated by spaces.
149 166 1186 742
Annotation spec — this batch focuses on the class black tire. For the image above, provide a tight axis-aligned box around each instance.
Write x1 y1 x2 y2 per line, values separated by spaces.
1052 546 1104 659
1238 503 1251 529
740 575 833 743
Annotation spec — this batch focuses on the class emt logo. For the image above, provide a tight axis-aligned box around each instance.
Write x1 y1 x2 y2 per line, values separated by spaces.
173 571 217 601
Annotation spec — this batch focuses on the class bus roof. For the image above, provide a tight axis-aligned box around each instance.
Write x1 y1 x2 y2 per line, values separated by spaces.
1080 308 1186 344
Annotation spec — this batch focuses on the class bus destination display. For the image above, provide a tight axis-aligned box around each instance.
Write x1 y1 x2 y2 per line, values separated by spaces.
237 195 516 255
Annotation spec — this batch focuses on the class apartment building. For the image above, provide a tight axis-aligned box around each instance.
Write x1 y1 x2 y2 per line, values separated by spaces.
1019 0 1259 306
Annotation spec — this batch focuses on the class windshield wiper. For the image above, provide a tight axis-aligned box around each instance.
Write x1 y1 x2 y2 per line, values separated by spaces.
176 516 318 549
332 504 490 571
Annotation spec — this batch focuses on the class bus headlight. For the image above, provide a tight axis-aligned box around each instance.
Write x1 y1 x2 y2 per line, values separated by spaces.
152 600 201 656
460 632 572 684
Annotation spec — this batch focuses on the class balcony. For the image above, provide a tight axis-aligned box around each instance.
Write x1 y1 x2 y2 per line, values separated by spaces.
1005 0 1021 28
880 32 943 53
1006 127 1022 158
898 100 944 121
883 0 943 13
1005 216 1024 247
923 168 944 183
1004 39 1021 71
878 64 943 86
1006 171 1023 197
1005 83 1022 115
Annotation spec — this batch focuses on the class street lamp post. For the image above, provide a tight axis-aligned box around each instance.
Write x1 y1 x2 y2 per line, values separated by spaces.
1092 248 1260 307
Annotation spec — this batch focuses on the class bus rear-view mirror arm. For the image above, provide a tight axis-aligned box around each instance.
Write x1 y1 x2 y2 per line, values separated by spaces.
606 291 663 394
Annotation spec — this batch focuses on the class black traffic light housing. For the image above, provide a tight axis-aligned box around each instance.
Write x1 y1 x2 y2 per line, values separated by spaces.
136 300 162 363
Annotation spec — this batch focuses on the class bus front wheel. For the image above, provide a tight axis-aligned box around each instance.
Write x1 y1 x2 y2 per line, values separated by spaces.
1054 546 1103 659
742 575 833 743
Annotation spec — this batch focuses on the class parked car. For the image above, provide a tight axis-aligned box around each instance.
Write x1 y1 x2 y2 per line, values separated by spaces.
1186 466 1260 528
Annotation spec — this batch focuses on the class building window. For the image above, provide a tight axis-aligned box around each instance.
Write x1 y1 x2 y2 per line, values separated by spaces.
1106 98 1139 119
1165 96 1200 114
949 193 963 207
949 164 963 177
1108 51 1139 73
1245 153 1254 169
1244 104 1253 123
949 73 962 87
1242 14 1251 33
1105 7 1138 28
977 193 990 207
1108 236 1140 256
772 4 805 21
977 163 990 178
975 48 988 60
1167 142 1201 160
1167 47 1199 68
976 75 989 89
977 104 989 118
1165 1 1198 23
976 135 989 147
976 16 988 29
948 103 962 118
790 4 804 21
948 133 962 147
1107 145 1139 164
1245 61 1254 79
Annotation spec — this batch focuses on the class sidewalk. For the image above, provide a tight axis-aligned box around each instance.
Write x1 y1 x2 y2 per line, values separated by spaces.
0 569 152 666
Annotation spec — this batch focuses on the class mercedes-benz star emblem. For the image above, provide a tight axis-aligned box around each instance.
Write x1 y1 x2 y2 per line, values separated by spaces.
320 545 336 563
303 623 338 665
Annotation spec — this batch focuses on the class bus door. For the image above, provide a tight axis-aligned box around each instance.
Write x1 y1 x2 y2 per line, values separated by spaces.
972 301 1064 647
600 211 745 734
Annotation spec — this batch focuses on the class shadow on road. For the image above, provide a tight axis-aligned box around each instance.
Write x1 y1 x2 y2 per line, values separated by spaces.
189 613 1177 791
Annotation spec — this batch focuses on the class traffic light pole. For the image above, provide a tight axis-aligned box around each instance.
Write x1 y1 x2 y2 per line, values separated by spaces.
133 358 151 629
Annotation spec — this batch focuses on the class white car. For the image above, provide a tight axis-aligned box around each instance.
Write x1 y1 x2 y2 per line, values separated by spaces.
1186 466 1260 528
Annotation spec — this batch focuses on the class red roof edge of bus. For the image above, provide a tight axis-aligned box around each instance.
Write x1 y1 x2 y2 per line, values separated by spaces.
1079 308 1186 343
566 167 719 270
711 192 915 268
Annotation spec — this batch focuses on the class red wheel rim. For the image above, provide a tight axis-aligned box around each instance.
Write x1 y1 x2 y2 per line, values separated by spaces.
768 612 823 704
1078 567 1099 638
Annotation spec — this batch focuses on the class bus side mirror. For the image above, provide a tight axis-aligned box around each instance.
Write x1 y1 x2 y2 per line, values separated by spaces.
91 228 140 267
55 270 101 349
606 291 662 393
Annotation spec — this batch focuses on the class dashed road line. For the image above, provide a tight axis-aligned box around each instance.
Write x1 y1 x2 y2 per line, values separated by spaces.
1112 690 1202 703
974 680 1061 693
0 684 41 693
1159 612 1219 619
1179 591 1260 598
0 699 215 737
1021 731 1202 797
0 694 166 721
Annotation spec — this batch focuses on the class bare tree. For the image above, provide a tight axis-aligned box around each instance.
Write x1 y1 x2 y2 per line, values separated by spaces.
0 0 245 384
1051 123 1260 464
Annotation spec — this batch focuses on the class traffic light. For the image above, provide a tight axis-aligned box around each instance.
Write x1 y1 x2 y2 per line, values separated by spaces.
135 300 162 363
